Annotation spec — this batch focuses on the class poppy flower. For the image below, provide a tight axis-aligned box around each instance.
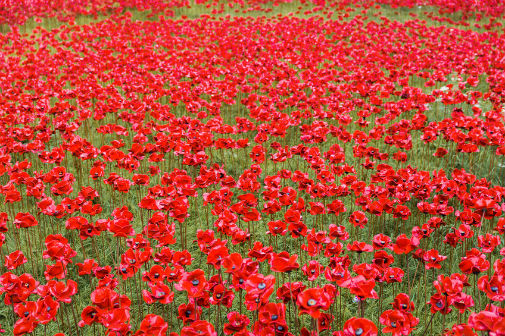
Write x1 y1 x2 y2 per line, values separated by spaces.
428 293 451 315
142 283 174 304
79 306 100 327
392 234 419 255
244 273 275 298
39 279 78 303
177 303 202 324
258 302 286 326
329 225 350 241
207 244 229 270
296 287 332 319
210 283 234 307
276 281 306 303
372 250 394 270
176 269 208 298
459 248 489 275
317 312 334 331
379 310 419 336
42 234 76 264
269 252 299 272
478 275 505 301
478 234 501 253
372 234 392 250
36 296 60 324
224 312 250 335
382 267 404 284
302 260 324 281
267 220 287 236
134 314 168 336
341 317 378 336
349 211 368 228
4 250 27 270
14 212 38 228
445 323 477 336
423 249 447 269
248 242 273 262
468 310 502 332
391 293 415 312
13 316 38 335
181 320 217 336
347 241 373 253
44 261 68 280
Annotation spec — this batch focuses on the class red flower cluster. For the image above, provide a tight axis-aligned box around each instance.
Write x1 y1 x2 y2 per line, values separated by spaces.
0 0 505 335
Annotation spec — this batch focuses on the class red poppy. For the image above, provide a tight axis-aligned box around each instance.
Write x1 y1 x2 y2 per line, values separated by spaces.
372 234 392 250
459 248 489 275
341 317 378 336
181 320 217 336
134 314 168 336
4 250 27 270
224 312 250 335
210 283 234 307
391 293 415 312
423 249 447 269
296 287 331 319
14 212 38 228
269 252 299 273
349 211 368 228
392 234 419 255
329 224 350 241
445 323 477 336
79 306 100 327
347 241 373 254
302 260 324 281
379 309 419 336
176 269 208 298
276 281 306 303
478 275 505 301
142 283 174 304
177 303 202 324
428 293 451 315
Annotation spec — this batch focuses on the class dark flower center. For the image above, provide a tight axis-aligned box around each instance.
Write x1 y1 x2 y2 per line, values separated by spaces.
272 314 278 321
192 279 200 286
258 282 266 290
355 328 363 336
491 286 499 292
307 299 317 307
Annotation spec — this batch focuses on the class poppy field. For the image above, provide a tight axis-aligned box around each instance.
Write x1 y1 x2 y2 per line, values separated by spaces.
1 0 505 335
